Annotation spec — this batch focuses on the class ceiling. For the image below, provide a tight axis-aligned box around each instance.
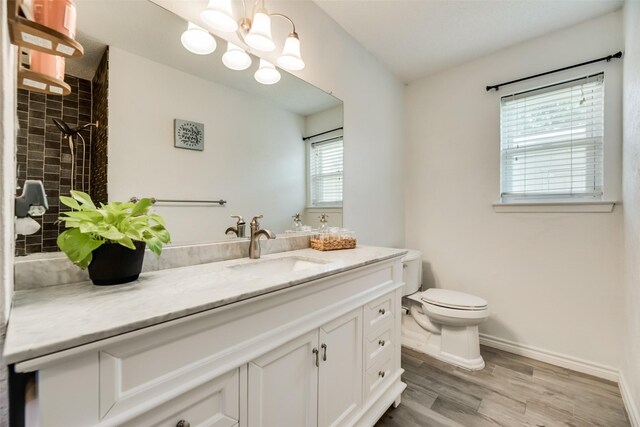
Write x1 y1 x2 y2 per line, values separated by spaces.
314 0 624 83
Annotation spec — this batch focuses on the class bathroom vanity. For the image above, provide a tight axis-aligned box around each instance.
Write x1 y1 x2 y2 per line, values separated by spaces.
4 247 407 427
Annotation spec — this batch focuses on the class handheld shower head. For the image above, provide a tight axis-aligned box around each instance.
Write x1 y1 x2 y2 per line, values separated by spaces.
52 118 99 137
52 118 74 137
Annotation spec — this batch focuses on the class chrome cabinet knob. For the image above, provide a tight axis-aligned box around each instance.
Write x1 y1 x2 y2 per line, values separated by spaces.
177 420 190 427
379 370 386 378
379 308 386 315
379 339 386 347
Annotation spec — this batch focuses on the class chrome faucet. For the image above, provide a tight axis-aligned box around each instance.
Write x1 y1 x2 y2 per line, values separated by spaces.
226 215 246 238
249 215 275 259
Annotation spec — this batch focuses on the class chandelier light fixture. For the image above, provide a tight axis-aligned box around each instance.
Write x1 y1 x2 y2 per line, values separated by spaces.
180 0 305 85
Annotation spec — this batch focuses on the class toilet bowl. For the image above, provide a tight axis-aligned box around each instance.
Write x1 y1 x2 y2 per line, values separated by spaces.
400 250 489 370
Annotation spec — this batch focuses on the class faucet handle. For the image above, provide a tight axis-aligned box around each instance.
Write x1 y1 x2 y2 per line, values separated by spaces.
231 215 245 224
252 215 263 221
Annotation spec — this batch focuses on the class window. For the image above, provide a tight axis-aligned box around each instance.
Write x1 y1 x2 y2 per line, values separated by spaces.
500 74 604 202
308 137 343 207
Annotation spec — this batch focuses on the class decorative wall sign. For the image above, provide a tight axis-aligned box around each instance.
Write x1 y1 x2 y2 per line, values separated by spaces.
174 119 204 151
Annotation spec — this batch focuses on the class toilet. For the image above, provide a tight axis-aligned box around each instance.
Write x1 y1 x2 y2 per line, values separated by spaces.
401 250 489 370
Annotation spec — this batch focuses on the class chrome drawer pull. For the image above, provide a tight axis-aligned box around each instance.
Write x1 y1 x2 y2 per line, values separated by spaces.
379 308 386 315
176 421 190 427
379 339 386 347
379 370 386 378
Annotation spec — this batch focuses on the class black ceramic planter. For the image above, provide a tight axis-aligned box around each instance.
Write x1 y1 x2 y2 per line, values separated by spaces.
88 241 146 286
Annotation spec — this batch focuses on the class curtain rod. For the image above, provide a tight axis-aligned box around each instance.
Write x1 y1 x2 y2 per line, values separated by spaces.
486 51 622 92
303 127 343 141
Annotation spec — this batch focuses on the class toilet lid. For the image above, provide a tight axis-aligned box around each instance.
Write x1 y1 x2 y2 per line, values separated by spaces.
421 288 488 310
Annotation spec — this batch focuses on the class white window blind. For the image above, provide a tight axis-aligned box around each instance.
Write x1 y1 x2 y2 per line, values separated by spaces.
500 73 604 202
309 137 343 207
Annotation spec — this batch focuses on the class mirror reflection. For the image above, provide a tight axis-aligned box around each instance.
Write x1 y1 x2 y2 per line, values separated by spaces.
15 0 344 255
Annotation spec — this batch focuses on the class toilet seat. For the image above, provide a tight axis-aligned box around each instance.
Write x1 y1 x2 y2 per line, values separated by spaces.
421 288 488 311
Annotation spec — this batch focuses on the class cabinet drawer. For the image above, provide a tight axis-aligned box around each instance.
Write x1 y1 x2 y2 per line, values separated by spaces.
365 328 393 370
364 354 393 401
121 368 240 427
363 292 395 338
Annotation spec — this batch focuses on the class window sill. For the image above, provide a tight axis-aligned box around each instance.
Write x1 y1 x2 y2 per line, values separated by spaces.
493 201 617 213
305 206 343 211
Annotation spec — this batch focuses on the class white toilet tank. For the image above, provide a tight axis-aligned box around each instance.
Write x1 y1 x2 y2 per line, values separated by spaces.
402 250 422 296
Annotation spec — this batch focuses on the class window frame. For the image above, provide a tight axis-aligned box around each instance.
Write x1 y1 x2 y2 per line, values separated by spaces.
306 135 344 208
498 73 606 204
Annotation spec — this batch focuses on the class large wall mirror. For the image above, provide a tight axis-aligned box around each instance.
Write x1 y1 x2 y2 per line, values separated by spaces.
15 0 343 255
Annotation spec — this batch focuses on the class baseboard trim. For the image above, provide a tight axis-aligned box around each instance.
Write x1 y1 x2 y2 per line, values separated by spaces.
479 333 619 382
620 372 640 427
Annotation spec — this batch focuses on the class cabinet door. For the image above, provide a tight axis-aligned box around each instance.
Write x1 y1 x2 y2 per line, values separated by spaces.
248 330 319 427
318 308 363 427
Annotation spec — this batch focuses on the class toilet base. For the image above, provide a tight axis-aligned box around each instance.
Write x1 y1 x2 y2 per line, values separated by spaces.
401 312 485 371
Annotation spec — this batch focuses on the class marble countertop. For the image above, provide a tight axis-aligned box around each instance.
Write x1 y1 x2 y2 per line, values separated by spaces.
4 246 406 364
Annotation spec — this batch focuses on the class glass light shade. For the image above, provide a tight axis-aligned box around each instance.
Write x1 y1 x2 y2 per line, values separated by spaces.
222 42 252 70
181 22 216 55
277 33 305 71
200 0 237 32
254 59 280 85
245 10 275 52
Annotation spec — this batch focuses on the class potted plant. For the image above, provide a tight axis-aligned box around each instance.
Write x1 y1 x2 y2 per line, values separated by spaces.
57 191 170 285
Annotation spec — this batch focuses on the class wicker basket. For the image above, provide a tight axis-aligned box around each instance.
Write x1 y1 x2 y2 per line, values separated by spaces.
310 236 357 251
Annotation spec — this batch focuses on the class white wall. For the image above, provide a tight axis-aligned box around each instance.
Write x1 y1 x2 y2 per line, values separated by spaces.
0 0 16 420
108 47 306 243
405 12 624 369
622 0 640 421
279 1 405 247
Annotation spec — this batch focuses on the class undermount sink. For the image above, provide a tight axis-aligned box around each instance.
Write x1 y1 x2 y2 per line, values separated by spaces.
229 256 332 276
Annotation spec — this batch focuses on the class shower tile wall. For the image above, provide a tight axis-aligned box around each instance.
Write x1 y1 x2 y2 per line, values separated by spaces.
15 75 93 256
91 48 109 204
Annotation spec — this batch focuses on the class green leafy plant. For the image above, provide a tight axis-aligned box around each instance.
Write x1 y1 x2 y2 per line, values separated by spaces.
57 191 170 269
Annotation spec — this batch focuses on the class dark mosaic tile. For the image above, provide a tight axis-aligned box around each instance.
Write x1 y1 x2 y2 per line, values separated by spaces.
28 100 45 111
44 164 59 174
46 108 62 117
30 109 45 119
25 235 41 245
44 148 60 158
43 156 60 166
62 115 77 125
28 142 44 152
28 126 44 135
29 151 44 162
25 245 43 254
29 134 44 144
29 92 45 102
18 74 97 255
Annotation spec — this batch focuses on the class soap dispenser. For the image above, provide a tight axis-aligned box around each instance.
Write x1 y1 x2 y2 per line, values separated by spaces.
318 213 329 233
292 213 302 231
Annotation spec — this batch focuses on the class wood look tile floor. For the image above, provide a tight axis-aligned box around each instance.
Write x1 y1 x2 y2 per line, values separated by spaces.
376 346 630 427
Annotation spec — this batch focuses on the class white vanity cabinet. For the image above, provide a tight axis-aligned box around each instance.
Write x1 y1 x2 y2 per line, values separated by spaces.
15 255 405 427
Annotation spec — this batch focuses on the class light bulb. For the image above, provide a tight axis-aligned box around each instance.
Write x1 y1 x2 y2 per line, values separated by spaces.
277 32 304 71
222 42 252 70
181 22 216 55
254 59 280 85
200 0 238 32
245 10 275 52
